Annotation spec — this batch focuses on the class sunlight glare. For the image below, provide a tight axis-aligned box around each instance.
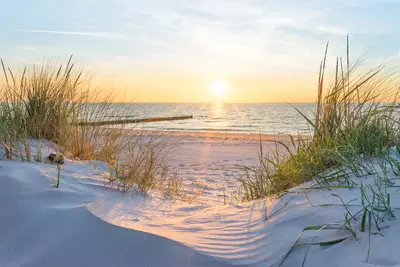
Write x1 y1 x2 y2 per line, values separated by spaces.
210 81 228 96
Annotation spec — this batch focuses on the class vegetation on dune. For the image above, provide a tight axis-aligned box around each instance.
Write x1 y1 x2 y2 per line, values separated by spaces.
234 36 400 266
237 37 400 202
0 57 181 196
105 132 179 196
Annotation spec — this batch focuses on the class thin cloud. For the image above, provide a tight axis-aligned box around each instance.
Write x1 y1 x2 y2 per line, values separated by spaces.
14 29 130 40
6 0 399 75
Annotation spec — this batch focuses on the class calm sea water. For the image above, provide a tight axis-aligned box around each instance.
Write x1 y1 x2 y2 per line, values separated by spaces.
104 103 316 135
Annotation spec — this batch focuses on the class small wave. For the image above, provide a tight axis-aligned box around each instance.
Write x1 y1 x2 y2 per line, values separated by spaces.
143 127 251 133
230 125 257 128
101 103 316 135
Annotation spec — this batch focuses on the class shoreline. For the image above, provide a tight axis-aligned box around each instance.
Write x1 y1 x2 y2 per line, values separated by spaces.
124 129 310 142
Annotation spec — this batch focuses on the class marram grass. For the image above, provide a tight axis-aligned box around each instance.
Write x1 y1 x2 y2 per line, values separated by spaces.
237 37 400 202
0 57 181 197
233 36 400 266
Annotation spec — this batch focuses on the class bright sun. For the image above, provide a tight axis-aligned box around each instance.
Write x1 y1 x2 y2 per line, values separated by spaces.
210 81 228 96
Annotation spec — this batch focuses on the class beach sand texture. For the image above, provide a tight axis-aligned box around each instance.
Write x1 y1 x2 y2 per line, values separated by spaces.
1 134 400 267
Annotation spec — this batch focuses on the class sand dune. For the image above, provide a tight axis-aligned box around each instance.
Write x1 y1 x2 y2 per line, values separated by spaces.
2 136 400 267
0 161 229 267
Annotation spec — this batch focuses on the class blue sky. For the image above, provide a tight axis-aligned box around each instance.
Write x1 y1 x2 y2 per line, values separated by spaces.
1 0 400 102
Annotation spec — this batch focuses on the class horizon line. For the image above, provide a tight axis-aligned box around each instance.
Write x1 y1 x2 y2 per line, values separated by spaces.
107 101 319 104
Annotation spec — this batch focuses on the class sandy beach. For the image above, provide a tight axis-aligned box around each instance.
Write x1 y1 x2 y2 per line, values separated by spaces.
136 131 298 204
2 132 400 267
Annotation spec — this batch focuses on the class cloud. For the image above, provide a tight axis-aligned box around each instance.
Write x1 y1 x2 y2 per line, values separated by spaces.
5 0 400 76
13 29 130 40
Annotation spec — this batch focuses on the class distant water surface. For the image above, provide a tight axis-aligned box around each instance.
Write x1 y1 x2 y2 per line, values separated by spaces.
99 103 316 135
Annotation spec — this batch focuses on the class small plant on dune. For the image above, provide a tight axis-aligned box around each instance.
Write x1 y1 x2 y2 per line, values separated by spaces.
53 154 63 188
160 166 182 198
105 132 178 196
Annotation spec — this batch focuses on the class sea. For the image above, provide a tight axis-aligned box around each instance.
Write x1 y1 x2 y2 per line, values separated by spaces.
104 103 316 135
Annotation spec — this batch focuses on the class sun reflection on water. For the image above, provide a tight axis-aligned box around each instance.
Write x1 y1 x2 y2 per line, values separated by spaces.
209 101 227 130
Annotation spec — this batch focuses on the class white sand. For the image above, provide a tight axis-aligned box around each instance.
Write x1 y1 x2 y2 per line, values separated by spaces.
1 135 400 267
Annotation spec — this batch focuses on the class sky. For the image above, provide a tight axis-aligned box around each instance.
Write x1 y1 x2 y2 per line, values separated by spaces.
1 0 400 103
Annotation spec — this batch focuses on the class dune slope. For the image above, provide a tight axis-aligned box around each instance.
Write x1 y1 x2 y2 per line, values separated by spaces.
2 138 400 267
0 161 228 267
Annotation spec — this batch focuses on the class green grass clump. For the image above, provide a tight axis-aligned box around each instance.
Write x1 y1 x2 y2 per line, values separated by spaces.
105 132 176 195
1 56 82 144
277 152 398 266
0 57 134 163
237 37 400 201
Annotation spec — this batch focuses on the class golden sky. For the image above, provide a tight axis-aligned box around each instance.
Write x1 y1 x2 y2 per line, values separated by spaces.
3 1 399 103
95 73 318 103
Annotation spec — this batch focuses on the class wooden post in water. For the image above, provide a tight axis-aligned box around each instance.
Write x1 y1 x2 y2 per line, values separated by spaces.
76 115 193 126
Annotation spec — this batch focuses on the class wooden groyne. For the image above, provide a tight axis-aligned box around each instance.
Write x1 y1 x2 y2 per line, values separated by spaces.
76 115 193 126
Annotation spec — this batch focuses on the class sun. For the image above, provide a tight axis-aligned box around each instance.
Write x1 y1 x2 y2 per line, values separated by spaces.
210 81 228 96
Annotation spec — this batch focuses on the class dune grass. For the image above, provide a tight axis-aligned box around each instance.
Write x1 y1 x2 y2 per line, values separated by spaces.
105 132 172 194
230 37 400 265
277 151 399 266
237 38 400 202
0 57 180 196
0 56 87 162
0 56 82 144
